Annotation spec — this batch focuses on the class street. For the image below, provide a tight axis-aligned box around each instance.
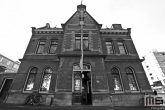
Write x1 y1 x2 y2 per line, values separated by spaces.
0 103 157 110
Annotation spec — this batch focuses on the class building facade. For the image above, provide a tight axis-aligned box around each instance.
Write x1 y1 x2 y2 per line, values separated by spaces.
0 54 20 103
6 4 151 106
0 54 20 73
143 50 165 93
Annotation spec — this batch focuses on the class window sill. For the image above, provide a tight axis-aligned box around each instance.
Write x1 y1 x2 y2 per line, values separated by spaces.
74 49 90 51
125 90 140 93
116 53 128 55
47 53 57 55
107 53 115 55
106 53 128 55
39 91 49 93
39 91 53 94
111 91 125 94
25 53 57 55
22 91 33 93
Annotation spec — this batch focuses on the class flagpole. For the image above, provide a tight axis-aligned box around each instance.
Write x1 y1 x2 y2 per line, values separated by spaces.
81 24 83 73
80 9 84 73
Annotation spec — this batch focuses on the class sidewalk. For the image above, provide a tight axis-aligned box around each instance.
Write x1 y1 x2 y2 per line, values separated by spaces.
0 103 156 110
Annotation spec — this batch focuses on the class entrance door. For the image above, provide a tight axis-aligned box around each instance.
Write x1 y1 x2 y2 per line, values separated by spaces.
81 71 92 105
72 64 92 105
0 79 13 103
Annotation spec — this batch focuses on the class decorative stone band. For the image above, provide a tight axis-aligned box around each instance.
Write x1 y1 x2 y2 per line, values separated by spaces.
100 31 129 35
10 90 22 93
33 31 63 34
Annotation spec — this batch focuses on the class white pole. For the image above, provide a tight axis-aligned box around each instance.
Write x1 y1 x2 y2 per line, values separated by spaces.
80 10 84 73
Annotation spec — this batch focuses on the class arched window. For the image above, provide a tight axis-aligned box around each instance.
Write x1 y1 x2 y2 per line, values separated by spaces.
111 67 123 91
40 67 52 92
125 67 138 91
24 67 38 91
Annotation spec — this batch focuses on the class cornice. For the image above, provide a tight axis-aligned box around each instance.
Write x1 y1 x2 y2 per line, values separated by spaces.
33 30 63 35
105 59 144 62
100 31 129 35
19 58 60 61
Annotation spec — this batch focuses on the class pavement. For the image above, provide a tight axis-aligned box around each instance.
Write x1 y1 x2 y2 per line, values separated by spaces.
0 103 164 110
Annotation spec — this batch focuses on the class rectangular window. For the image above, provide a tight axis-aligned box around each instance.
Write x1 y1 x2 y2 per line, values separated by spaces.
75 34 88 50
0 57 3 62
36 41 46 54
106 41 114 54
75 37 81 50
13 64 19 69
74 71 81 92
49 41 57 54
83 34 88 50
127 74 137 91
117 41 127 54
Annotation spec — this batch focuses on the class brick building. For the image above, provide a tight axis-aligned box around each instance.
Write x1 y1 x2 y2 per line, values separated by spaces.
0 54 20 103
6 4 152 106
0 54 20 73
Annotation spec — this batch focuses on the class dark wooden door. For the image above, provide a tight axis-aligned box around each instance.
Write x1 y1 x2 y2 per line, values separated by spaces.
0 79 13 102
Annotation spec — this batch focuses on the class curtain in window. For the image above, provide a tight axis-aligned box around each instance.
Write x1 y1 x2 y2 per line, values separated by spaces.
111 67 122 91
126 67 138 91
106 42 114 54
75 34 89 50
49 41 57 54
75 39 81 50
24 67 38 91
36 41 45 54
117 41 126 54
83 39 88 49
40 67 52 92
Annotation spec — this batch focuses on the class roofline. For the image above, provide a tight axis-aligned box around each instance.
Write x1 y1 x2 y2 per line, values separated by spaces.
61 11 77 30
61 10 102 30
0 54 20 64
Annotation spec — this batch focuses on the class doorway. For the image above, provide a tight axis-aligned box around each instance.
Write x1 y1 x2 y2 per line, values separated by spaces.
72 64 92 105
81 71 92 105
0 79 13 103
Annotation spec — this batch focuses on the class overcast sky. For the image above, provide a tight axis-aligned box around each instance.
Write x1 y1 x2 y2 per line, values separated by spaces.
0 0 165 61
